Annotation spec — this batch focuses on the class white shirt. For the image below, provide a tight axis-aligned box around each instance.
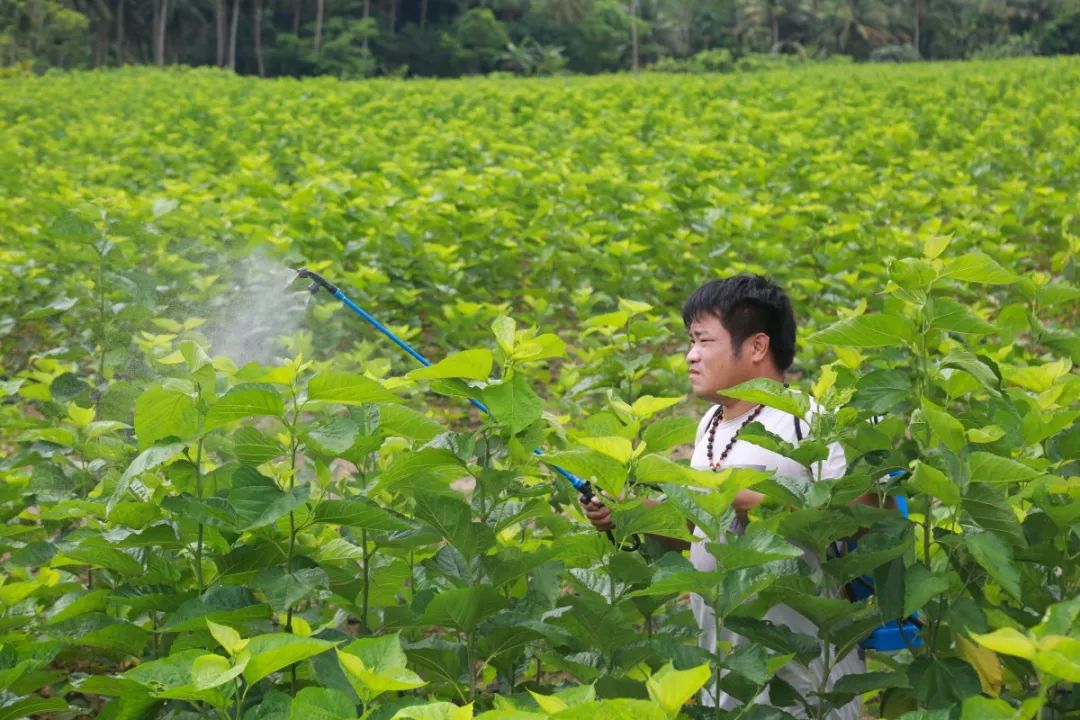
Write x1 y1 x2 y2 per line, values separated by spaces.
688 404 863 720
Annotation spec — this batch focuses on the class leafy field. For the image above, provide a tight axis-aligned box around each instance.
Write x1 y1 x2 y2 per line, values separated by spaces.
0 58 1078 720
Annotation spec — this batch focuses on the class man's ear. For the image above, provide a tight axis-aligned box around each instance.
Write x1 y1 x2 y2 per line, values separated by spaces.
748 332 771 364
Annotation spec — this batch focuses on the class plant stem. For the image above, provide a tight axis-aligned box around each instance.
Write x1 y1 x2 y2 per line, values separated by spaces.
714 606 723 720
361 527 370 633
285 433 300 634
194 439 205 593
95 237 108 410
284 385 302 695
813 631 833 720
466 630 477 700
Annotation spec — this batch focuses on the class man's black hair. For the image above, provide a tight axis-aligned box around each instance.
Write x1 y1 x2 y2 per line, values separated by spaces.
682 275 797 371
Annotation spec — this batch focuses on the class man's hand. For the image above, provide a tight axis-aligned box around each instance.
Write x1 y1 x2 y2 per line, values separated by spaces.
580 496 613 532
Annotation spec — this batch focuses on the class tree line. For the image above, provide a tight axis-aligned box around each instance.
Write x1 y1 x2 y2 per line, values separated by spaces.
3 0 1079 78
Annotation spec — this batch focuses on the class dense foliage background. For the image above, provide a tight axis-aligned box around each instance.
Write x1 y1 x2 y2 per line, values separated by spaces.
0 58 1077 719
3 0 1080 78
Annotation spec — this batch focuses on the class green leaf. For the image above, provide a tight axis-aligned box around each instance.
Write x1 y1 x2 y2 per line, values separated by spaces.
303 416 360 456
964 532 1022 601
904 564 951 617
1034 636 1080 681
0 697 69 720
308 370 399 405
907 461 961 505
962 484 1026 547
393 702 473 720
941 253 1018 285
967 425 1005 443
377 404 445 441
920 399 966 454
629 569 724 599
28 463 73 499
1033 597 1080 639
641 415 697 453
288 687 358 720
125 648 205 688
832 671 911 695
530 685 595 713
1035 282 1080 306
922 234 952 259
46 589 109 625
810 314 916 347
629 395 682 419
315 537 366 563
716 565 790 619
513 333 566 361
233 427 286 464
204 384 284 430
970 628 1035 660
576 436 632 464
242 633 337 684
135 386 198 449
706 531 803 572
191 652 247 690
583 310 630 331
611 501 693 544
207 619 249 656
419 585 507 632
409 349 493 381
311 499 411 532
0 378 24 397
908 656 982 709
940 351 1002 395
715 378 809 418
108 442 186 513
54 541 143 577
551 699 665 720
161 587 271 633
480 373 543 435
542 448 628 498
822 515 911 582
492 316 516 354
51 372 90 403
636 453 767 493
645 662 711 718
72 618 149 657
255 566 329 614
22 297 76 321
377 449 467 494
967 452 1042 485
853 369 913 413
160 494 239 531
724 642 769 684
229 468 310 530
927 298 995 335
961 696 1025 720
412 493 495 560
338 633 426 702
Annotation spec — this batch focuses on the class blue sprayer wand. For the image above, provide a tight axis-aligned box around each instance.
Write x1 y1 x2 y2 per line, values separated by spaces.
296 268 638 551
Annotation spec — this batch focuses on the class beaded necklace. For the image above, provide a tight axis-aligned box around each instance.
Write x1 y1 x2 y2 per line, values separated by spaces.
705 404 764 471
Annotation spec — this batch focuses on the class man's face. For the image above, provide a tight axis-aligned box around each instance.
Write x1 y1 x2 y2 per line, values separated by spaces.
685 313 756 401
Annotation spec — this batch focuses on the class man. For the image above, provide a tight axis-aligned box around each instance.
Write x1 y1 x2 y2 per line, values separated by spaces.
582 275 864 720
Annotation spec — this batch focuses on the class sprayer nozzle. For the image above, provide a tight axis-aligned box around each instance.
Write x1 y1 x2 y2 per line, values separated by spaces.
295 267 339 296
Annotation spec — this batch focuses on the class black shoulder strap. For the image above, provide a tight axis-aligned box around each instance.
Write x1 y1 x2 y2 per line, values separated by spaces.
793 415 803 442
